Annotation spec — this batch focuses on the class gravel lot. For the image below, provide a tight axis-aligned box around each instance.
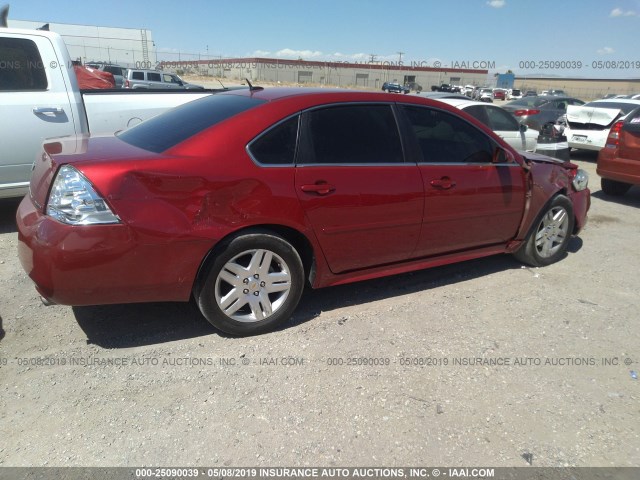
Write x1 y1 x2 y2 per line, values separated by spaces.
0 150 639 468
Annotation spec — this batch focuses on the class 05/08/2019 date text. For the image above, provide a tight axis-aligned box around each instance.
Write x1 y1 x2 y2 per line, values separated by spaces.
518 60 640 70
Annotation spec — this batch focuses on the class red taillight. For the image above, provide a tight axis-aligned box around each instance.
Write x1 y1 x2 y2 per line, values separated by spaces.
513 109 541 116
605 120 624 148
124 79 130 88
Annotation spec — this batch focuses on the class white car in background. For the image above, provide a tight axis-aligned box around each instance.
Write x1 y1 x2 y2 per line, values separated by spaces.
478 88 494 103
507 88 523 100
564 99 640 151
437 98 539 151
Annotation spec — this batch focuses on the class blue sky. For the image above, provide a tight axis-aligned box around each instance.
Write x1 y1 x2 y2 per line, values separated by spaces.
10 0 640 78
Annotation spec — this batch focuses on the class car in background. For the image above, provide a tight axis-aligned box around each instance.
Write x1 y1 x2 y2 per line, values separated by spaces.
437 98 539 151
16 88 590 336
502 96 585 131
420 92 470 100
564 99 640 151
405 82 422 93
523 91 537 97
493 89 506 101
461 85 476 97
85 63 125 88
597 106 640 196
123 69 204 89
382 82 409 94
507 89 523 100
539 90 566 96
478 88 494 102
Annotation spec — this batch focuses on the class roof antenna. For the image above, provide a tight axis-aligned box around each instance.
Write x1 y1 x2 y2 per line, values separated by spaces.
216 78 227 90
1 5 9 28
245 77 263 92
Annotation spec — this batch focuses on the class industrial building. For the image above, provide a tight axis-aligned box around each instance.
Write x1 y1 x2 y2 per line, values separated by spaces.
10 19 155 67
161 57 491 90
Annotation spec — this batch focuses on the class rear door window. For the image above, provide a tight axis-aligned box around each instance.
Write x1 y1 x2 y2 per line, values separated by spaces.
147 72 161 82
0 37 47 91
300 104 403 164
485 106 520 131
131 71 144 80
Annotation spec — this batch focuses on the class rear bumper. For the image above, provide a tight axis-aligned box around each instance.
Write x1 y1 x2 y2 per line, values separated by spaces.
16 195 209 306
597 148 640 186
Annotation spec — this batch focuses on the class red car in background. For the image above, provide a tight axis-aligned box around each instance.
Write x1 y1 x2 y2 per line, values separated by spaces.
597 106 640 196
17 88 590 336
493 89 506 101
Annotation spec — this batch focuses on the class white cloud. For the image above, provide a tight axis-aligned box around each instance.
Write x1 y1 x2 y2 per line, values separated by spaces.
275 48 324 59
250 50 271 56
487 0 506 8
610 7 637 16
597 46 615 55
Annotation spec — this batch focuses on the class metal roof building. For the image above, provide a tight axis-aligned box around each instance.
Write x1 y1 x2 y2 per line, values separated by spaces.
161 57 491 90
10 19 155 67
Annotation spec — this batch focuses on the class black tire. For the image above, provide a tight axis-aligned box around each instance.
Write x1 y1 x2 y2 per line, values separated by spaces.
197 232 304 336
601 178 631 196
514 195 574 267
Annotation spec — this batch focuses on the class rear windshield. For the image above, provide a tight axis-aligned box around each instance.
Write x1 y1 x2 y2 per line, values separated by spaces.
508 97 550 107
583 101 640 115
117 94 265 153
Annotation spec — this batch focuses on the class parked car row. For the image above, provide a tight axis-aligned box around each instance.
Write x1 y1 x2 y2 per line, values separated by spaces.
84 62 204 90
495 89 640 197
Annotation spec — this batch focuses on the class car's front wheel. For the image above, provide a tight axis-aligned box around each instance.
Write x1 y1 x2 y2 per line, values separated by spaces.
197 232 304 336
601 178 631 196
514 195 574 267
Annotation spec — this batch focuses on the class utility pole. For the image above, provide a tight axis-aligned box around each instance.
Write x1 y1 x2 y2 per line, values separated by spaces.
397 51 404 64
369 53 377 64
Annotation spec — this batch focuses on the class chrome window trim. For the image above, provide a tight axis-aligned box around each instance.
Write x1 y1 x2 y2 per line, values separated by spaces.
296 163 418 168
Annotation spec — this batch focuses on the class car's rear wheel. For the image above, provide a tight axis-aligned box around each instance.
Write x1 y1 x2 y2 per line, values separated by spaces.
514 195 574 267
601 178 631 196
197 233 304 336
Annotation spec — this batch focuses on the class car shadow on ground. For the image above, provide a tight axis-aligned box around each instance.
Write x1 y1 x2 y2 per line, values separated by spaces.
0 198 22 234
591 188 640 208
569 150 599 163
72 245 583 348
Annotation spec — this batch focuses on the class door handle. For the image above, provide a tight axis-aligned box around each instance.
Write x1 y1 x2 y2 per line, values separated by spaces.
300 182 336 196
33 106 64 114
430 177 456 189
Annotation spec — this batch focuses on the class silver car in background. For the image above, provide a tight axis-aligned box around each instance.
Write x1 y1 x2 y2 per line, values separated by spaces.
123 69 204 89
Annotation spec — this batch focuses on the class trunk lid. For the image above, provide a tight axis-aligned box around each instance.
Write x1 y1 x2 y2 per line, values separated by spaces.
29 134 156 212
566 105 624 130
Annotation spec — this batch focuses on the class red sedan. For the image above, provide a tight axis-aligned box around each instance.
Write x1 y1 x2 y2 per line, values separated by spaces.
17 88 591 336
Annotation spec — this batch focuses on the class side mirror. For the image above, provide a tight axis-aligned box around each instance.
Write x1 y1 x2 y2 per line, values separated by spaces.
519 123 528 132
493 147 516 164
493 147 507 164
